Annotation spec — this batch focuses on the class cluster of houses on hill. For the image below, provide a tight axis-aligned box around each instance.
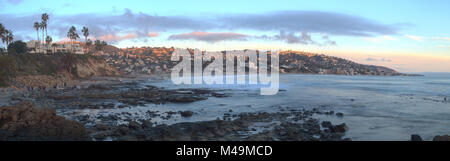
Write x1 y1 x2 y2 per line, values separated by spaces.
101 47 408 76
25 40 85 54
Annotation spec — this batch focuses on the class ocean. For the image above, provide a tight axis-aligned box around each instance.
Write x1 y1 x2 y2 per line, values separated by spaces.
60 73 450 141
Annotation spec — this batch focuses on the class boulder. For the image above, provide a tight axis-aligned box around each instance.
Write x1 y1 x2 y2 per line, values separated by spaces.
128 121 141 130
93 123 109 131
0 101 87 140
321 121 333 128
330 123 348 133
433 135 450 141
118 135 138 141
141 120 153 128
410 134 422 141
180 111 194 117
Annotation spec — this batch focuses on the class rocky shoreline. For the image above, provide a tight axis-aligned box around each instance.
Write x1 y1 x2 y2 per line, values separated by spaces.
87 109 352 141
1 76 349 141
0 101 351 141
0 76 448 141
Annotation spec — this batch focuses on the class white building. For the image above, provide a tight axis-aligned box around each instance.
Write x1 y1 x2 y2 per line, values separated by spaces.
26 40 85 54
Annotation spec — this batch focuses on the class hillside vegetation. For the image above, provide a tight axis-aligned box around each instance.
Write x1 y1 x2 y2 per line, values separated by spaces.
0 53 119 87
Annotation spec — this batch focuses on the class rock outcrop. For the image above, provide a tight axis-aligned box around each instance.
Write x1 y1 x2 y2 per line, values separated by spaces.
411 134 423 141
433 135 450 141
0 101 87 140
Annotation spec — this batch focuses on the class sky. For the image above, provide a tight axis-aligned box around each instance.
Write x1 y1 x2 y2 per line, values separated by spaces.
1 0 450 73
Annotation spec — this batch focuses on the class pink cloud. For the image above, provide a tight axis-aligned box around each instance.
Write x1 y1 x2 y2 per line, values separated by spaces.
168 31 248 43
96 32 160 42
98 33 138 41
148 32 159 37
54 37 82 44
404 35 423 42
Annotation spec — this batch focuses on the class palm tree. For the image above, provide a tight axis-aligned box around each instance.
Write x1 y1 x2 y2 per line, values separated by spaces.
46 36 52 54
0 23 6 49
5 30 13 48
82 27 89 42
94 40 107 51
33 22 40 53
86 39 92 54
51 43 57 53
40 22 46 53
0 23 4 34
41 13 49 40
82 26 89 53
67 26 79 53
94 40 101 51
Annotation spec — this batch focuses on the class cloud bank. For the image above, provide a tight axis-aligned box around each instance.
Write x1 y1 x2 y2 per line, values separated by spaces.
219 11 403 36
258 31 337 45
366 57 392 62
168 32 248 43
6 0 23 5
0 9 406 45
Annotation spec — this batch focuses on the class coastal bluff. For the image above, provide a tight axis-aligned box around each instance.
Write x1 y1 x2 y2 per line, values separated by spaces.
0 53 119 88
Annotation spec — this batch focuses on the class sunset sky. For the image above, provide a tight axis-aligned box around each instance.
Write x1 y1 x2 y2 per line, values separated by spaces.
1 0 449 73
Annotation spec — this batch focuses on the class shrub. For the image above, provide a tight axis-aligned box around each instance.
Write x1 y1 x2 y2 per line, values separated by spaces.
7 41 28 54
0 48 6 55
0 55 18 86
